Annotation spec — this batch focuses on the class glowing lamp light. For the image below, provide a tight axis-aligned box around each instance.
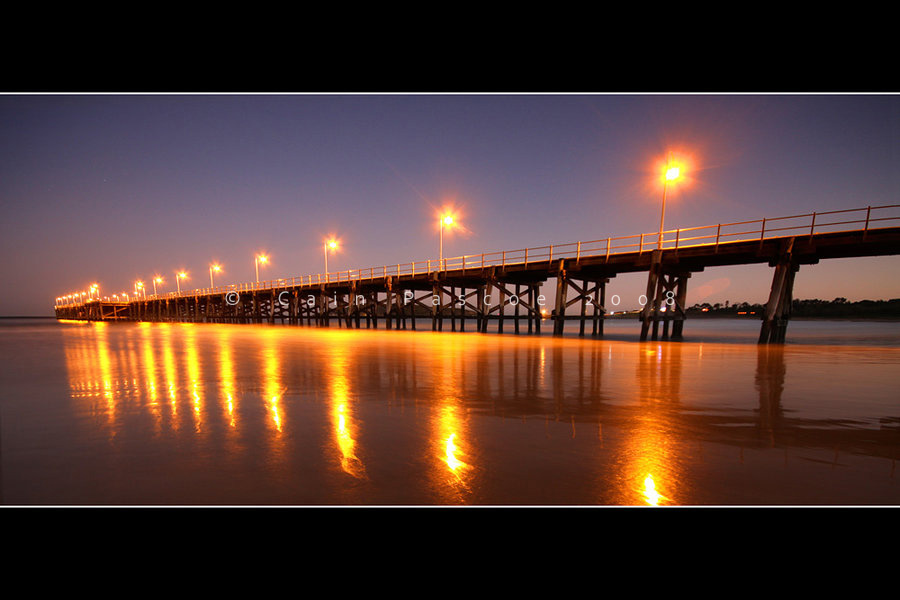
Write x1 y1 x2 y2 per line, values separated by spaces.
209 263 222 287
438 212 458 265
176 271 188 294
657 153 687 250
324 239 339 280
255 254 268 283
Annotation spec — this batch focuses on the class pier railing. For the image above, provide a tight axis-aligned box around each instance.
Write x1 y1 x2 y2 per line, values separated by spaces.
58 204 900 306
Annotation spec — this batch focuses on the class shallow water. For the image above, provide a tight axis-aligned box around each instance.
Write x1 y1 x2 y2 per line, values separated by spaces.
1 318 898 505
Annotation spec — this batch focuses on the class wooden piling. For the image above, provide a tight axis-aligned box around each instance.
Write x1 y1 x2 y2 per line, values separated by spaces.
759 238 798 344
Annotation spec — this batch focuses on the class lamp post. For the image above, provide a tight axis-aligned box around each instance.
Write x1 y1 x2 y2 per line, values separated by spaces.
176 271 187 294
153 276 163 297
210 263 221 288
255 255 268 284
439 214 454 267
324 239 338 281
658 155 682 250
135 281 145 299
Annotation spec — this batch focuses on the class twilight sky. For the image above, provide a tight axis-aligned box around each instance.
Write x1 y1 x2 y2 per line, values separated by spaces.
1 93 897 316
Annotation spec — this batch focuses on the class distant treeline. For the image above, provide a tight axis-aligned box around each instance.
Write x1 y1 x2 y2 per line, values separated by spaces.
686 298 900 318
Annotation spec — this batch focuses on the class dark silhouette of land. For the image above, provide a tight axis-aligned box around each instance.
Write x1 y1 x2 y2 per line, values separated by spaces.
685 298 900 319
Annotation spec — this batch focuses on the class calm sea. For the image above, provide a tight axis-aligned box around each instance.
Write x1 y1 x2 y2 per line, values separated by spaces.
1 317 898 505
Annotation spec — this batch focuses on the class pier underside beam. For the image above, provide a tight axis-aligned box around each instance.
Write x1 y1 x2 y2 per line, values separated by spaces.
640 250 695 341
551 259 612 337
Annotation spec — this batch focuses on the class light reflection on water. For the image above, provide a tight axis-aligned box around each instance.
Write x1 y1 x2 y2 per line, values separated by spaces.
0 319 898 505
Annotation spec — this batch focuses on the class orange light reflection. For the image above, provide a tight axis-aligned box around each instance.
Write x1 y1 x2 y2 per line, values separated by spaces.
326 339 364 478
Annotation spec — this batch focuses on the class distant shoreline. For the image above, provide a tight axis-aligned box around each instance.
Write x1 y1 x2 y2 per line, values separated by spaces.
604 313 900 322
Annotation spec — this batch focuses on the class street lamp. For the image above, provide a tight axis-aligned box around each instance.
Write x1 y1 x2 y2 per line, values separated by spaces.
209 263 221 287
90 283 99 300
153 276 163 297
658 154 682 250
135 281 145 299
255 255 268 284
439 213 455 266
176 271 187 294
324 238 338 280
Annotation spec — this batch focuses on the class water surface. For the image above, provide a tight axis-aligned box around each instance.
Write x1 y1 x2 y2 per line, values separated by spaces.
1 318 897 505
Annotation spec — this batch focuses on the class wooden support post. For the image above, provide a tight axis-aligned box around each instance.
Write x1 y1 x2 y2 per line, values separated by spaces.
527 286 534 334
578 279 588 337
303 291 309 326
483 285 492 333
759 238 798 345
344 291 352 328
459 287 465 332
497 281 505 334
640 250 662 341
671 276 689 341
553 260 567 336
335 291 342 328
450 286 457 332
397 290 406 330
515 284 521 334
592 280 603 336
475 285 485 333
376 290 383 329
659 276 673 340
432 282 440 331
386 279 393 330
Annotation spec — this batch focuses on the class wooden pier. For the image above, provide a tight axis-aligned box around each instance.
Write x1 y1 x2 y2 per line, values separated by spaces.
54 205 900 344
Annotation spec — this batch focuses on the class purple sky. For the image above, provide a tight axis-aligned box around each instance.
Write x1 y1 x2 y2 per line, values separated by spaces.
1 93 897 316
